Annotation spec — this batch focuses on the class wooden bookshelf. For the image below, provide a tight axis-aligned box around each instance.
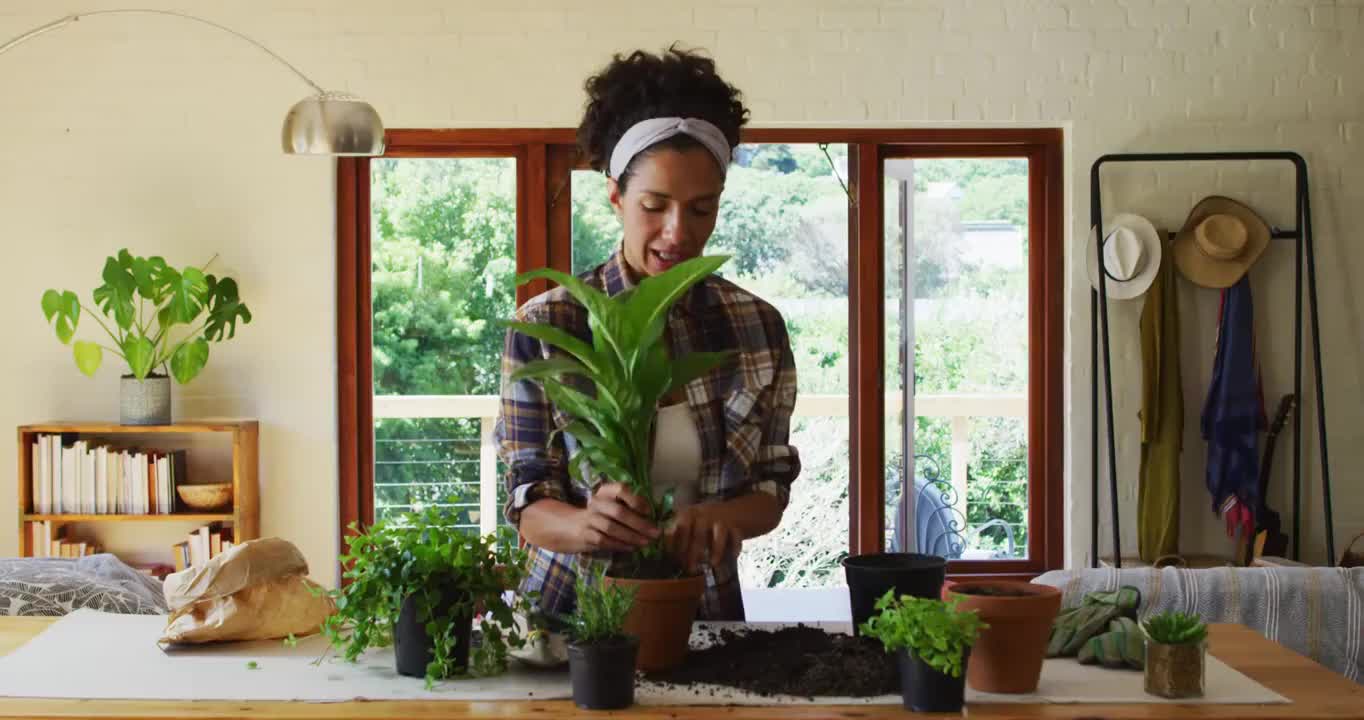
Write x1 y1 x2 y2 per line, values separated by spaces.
16 421 259 560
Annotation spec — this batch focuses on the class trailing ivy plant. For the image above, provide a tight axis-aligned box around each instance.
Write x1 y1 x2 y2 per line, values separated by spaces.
1141 611 1207 646
860 590 987 679
41 249 251 383
321 502 535 688
569 568 637 645
507 256 733 577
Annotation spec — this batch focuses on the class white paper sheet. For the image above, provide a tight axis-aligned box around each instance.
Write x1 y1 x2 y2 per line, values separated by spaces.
0 611 1288 706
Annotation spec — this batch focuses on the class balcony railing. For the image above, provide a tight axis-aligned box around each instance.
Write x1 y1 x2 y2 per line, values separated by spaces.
372 393 1025 539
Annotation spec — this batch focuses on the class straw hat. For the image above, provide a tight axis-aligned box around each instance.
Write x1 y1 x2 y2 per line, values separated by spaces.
1086 213 1163 300
1172 196 1271 288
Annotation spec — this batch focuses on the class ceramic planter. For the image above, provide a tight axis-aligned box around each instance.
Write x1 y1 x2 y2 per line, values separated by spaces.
603 573 704 672
1145 641 1205 698
121 374 171 425
393 590 472 679
897 648 969 713
568 636 639 710
841 553 947 634
945 580 1061 693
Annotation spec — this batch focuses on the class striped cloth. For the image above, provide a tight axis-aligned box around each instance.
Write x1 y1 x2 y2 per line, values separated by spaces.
495 250 800 621
1035 567 1364 683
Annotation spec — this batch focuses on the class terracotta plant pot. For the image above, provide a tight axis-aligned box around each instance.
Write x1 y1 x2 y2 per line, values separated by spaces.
841 553 947 634
945 580 1061 693
1144 641 1205 698
604 573 704 672
568 636 639 710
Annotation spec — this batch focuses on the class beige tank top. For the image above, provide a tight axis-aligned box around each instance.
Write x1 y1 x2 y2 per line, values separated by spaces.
650 403 703 509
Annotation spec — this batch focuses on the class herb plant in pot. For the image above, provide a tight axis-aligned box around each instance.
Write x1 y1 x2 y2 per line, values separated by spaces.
322 503 534 688
861 590 986 713
1141 611 1207 699
507 256 734 672
41 249 252 425
944 580 1062 693
567 569 639 710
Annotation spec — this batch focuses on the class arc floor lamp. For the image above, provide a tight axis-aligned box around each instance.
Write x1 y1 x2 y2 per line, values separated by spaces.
0 9 385 156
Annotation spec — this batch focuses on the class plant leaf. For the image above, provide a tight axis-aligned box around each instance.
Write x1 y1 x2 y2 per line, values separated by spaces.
170 337 209 384
517 268 632 362
42 290 81 344
666 350 734 396
131 255 163 301
509 357 592 384
503 321 602 374
163 266 208 325
203 276 252 341
124 336 156 379
73 341 102 377
624 255 728 342
93 256 137 330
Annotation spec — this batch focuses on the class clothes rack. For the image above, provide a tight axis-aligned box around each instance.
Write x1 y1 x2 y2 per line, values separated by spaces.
1089 151 1334 568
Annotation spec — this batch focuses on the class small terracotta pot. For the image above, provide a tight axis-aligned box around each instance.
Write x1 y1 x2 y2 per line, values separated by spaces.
945 580 1061 693
603 573 704 672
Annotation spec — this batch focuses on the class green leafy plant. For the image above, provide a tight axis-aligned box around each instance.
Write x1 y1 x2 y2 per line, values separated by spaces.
507 256 734 575
321 501 535 688
860 590 987 678
41 249 251 383
1141 611 1207 646
569 569 637 645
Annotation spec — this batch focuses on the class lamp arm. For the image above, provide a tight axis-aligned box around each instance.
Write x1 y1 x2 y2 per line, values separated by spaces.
0 9 326 95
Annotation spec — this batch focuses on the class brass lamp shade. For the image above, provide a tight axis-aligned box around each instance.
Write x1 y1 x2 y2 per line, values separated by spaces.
282 92 385 156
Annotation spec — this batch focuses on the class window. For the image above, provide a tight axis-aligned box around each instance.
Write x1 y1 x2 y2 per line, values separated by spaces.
338 128 1063 582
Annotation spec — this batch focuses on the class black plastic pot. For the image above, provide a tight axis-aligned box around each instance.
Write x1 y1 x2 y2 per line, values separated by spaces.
394 590 472 679
898 648 969 713
567 636 639 710
841 552 947 633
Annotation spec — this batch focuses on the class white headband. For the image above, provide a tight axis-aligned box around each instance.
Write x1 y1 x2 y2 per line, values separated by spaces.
607 117 732 180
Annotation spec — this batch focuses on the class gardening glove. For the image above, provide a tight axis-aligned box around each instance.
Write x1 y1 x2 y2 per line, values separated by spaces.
1077 616 1145 670
1047 586 1141 657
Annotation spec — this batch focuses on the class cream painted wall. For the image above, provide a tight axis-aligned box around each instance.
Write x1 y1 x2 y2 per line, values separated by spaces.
0 0 1360 585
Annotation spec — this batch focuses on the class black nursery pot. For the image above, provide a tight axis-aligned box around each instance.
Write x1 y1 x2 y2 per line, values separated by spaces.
841 553 947 633
394 590 472 679
567 636 639 710
897 648 969 713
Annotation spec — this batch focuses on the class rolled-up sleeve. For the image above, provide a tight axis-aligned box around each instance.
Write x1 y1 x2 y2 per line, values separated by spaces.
495 303 573 527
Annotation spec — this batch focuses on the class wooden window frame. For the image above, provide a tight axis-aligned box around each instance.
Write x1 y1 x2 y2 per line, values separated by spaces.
338 127 1064 579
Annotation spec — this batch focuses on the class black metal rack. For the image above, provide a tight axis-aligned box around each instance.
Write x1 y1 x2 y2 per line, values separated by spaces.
1090 151 1335 568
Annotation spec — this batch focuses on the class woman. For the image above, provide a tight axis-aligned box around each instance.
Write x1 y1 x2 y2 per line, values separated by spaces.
495 46 800 621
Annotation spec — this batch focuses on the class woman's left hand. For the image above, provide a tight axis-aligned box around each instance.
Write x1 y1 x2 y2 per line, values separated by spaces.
665 504 744 574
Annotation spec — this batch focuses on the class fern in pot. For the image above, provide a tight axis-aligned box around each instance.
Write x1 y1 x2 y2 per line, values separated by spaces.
861 590 987 713
567 569 639 710
40 249 251 425
322 503 535 688
507 255 732 672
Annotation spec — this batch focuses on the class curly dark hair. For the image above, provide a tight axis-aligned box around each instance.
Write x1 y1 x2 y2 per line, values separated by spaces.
577 44 749 189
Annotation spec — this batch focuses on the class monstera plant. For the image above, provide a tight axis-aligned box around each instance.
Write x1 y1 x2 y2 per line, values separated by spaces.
41 250 251 384
507 254 732 671
41 249 251 424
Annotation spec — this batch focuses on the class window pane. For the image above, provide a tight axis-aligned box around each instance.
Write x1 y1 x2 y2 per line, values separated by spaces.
885 158 1030 560
570 145 853 588
370 158 517 529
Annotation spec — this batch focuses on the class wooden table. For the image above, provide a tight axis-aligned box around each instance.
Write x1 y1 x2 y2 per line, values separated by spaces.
0 618 1358 718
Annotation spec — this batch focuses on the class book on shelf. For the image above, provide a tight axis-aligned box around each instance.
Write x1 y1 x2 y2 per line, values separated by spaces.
173 522 235 571
25 521 100 558
29 434 188 516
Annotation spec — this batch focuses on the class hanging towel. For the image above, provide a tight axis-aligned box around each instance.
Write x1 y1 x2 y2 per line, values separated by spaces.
1201 276 1266 539
1138 241 1183 563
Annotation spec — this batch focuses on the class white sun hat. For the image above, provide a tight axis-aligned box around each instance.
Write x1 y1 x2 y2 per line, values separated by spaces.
1086 213 1164 300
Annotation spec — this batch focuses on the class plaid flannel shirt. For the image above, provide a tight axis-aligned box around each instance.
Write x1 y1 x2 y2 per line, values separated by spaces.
494 251 800 621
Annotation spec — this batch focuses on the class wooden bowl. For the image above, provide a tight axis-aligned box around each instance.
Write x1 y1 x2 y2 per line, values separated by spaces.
177 483 233 511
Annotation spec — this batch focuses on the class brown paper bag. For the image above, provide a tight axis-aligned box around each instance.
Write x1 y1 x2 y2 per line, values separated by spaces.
159 537 335 645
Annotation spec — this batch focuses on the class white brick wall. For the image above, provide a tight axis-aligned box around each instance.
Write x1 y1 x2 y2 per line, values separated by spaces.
0 0 1360 580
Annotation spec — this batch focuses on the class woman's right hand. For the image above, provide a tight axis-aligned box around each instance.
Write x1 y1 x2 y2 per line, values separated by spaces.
573 483 660 553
